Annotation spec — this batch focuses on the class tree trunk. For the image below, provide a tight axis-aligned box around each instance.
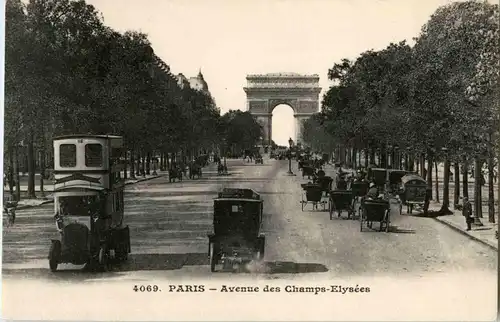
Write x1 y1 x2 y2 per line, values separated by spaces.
427 156 433 200
488 155 495 223
129 149 136 179
27 134 36 199
434 161 440 203
141 154 146 177
453 162 460 207
462 158 469 199
39 145 46 198
439 157 451 214
474 158 483 219
136 151 141 176
146 152 151 175
420 155 426 178
15 146 21 202
8 144 15 196
498 150 500 226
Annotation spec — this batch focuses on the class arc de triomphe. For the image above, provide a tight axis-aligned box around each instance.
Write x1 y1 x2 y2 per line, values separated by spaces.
243 72 321 146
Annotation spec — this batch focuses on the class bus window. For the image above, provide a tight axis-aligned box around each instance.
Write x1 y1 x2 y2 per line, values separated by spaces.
60 144 77 167
85 144 103 167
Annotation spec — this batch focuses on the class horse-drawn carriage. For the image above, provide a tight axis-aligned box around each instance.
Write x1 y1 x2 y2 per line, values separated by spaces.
217 162 228 175
367 168 409 192
207 188 265 272
48 135 131 272
314 175 333 194
300 183 327 211
301 166 316 179
3 200 18 227
328 190 354 219
169 166 183 182
196 155 209 167
189 162 202 179
400 174 427 214
360 199 390 232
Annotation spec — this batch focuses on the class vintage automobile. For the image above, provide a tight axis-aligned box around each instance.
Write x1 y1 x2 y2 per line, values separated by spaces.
400 174 427 214
48 135 131 272
207 188 265 272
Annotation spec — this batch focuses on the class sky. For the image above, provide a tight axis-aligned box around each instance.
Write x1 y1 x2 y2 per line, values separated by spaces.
86 0 460 145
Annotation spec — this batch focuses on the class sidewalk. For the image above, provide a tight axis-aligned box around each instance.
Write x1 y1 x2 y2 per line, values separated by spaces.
428 202 498 251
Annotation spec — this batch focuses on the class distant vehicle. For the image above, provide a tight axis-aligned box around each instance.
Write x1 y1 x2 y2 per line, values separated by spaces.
207 188 265 272
400 174 427 214
49 134 131 272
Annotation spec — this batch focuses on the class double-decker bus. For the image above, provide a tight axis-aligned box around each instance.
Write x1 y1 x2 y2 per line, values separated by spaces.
49 134 130 272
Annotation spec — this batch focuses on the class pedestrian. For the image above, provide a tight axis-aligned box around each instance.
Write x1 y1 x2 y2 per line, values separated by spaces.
366 182 378 199
462 197 474 231
336 175 348 190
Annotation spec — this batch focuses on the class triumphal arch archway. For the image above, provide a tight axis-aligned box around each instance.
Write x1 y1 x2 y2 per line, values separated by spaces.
243 72 321 146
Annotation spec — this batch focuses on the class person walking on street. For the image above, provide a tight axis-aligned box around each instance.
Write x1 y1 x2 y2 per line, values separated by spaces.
462 197 474 231
336 175 348 190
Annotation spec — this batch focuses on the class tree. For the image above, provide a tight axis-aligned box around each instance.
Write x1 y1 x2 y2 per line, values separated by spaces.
220 110 262 154
4 0 226 202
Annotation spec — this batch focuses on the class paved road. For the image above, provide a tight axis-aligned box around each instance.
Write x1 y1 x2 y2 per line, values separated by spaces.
3 157 496 278
2 157 497 321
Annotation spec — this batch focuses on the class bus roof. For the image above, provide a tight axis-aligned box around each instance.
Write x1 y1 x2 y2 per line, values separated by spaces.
217 188 261 200
53 134 123 140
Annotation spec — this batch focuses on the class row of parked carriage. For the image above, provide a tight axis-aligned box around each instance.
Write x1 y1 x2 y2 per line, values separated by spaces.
168 155 211 182
298 163 429 233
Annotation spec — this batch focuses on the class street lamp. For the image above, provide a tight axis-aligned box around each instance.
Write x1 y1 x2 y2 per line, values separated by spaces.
286 138 296 176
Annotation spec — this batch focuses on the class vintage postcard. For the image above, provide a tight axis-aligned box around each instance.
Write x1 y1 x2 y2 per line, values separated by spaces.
1 0 498 321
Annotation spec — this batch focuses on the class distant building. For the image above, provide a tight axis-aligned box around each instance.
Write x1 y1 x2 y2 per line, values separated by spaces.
176 69 210 95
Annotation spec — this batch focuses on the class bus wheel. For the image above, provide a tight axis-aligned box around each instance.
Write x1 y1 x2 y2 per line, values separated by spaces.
98 245 109 272
49 240 61 272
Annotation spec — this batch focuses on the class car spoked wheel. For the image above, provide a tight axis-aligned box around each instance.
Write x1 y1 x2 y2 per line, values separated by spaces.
98 245 110 272
209 242 217 272
49 240 61 272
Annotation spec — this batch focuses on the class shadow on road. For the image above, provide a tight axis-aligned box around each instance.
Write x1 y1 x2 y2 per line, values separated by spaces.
360 225 416 234
104 253 209 271
264 261 329 274
388 226 416 234
3 253 210 280
213 261 329 274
